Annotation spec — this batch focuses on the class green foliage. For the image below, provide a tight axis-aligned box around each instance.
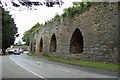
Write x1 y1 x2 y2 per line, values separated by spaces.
22 23 42 45
52 13 61 21
2 8 18 51
62 2 91 18
45 2 91 24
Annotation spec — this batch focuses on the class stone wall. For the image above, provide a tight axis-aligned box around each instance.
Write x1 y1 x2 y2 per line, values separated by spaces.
30 2 119 63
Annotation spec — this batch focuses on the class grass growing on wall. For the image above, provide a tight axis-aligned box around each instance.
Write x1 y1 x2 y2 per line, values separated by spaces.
28 53 119 71
45 2 91 24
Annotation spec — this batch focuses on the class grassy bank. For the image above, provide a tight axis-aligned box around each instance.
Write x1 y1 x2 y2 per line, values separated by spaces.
28 53 119 71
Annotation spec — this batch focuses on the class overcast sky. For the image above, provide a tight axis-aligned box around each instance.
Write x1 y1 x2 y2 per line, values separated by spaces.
1 0 81 44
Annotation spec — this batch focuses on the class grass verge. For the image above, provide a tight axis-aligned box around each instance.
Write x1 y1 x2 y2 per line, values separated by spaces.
28 53 119 71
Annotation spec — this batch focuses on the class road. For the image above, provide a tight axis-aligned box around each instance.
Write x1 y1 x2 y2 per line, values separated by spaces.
2 55 40 78
0 54 2 80
2 53 118 79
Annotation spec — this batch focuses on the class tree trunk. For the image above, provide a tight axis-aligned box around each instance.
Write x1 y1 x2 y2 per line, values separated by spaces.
2 49 6 55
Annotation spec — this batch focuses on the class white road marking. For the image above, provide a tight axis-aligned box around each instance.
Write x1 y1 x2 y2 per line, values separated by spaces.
53 65 61 68
35 61 70 73
10 55 45 79
35 61 42 64
60 69 70 72
35 61 70 72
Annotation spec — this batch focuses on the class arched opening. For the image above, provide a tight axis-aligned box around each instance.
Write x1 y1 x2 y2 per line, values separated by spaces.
39 38 43 52
34 41 36 52
30 43 32 51
50 34 57 52
70 28 83 54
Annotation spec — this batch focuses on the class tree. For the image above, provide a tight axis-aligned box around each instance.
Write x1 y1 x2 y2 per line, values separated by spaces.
2 8 18 55
22 23 42 46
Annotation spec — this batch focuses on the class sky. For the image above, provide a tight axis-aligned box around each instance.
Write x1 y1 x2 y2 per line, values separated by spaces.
1 0 80 44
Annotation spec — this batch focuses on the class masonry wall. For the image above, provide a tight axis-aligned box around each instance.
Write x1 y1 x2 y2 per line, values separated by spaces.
30 2 119 63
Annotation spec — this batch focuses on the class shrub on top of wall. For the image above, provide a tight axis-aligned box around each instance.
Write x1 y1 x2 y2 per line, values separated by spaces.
45 2 92 24
61 2 91 18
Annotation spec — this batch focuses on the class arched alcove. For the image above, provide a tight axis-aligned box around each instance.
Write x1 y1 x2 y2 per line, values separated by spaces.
70 28 83 54
50 34 57 52
39 38 43 52
34 41 36 52
30 43 32 51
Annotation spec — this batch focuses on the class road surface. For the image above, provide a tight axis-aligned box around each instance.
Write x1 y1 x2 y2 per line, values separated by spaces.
2 53 118 79
0 54 2 80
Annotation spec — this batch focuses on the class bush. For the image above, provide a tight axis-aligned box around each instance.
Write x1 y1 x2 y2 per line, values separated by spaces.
62 2 91 18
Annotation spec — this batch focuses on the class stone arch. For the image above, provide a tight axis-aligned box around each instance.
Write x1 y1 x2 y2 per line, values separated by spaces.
30 43 32 51
50 34 57 52
39 38 43 52
34 41 36 52
70 28 83 54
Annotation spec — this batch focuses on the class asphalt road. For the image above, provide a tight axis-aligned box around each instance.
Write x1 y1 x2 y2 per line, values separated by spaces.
2 55 40 78
0 55 2 80
2 53 118 79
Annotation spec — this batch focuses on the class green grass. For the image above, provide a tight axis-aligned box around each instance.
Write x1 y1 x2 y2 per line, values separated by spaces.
29 53 119 71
